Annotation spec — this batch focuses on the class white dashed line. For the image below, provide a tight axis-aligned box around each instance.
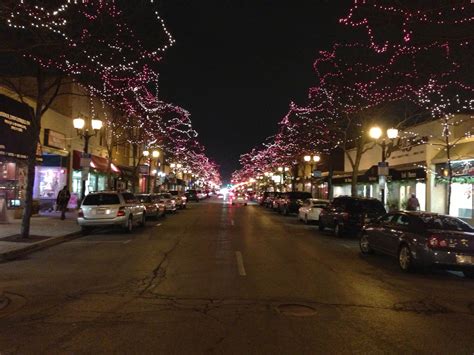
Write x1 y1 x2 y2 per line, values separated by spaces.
155 223 162 227
235 251 247 276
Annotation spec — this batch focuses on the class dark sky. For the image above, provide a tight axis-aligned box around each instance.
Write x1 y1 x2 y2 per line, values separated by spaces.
159 1 353 182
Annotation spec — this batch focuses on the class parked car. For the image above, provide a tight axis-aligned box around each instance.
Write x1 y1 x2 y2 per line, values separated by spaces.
136 194 165 219
319 196 386 237
261 192 276 208
279 191 313 215
77 191 146 234
298 199 330 224
185 189 200 202
169 190 187 209
272 193 285 211
360 211 474 277
158 193 177 213
231 192 248 206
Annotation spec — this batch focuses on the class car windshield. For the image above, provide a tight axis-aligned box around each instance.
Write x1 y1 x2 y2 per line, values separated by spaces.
161 193 172 199
420 215 473 232
82 193 120 206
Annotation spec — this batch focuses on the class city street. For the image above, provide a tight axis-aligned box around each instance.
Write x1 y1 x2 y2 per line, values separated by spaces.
1 198 473 354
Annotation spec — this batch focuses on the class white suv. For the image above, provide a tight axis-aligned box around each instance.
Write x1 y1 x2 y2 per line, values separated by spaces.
78 191 146 234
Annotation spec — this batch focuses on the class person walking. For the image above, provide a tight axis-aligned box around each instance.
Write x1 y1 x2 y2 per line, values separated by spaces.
406 193 420 211
56 185 71 220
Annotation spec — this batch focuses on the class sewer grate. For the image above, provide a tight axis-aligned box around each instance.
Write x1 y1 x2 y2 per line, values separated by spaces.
277 304 317 317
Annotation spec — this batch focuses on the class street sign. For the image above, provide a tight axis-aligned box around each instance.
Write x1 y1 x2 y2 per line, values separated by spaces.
80 153 92 168
378 161 389 176
312 170 322 178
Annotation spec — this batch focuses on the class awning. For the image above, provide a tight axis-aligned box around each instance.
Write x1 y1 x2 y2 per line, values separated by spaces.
72 150 120 174
431 141 474 164
118 165 135 180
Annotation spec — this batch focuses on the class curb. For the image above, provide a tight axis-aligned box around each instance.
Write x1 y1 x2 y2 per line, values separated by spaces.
0 231 82 262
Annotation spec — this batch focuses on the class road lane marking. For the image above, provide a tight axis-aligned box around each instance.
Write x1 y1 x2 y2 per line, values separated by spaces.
155 223 162 227
235 251 247 276
231 219 235 226
123 240 132 244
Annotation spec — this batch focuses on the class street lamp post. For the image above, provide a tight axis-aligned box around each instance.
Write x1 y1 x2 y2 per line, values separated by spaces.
143 149 160 193
73 117 103 200
369 126 399 207
303 154 321 197
277 167 289 192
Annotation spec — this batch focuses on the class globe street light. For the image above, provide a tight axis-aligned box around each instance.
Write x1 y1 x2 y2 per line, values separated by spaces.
73 117 103 200
303 154 321 196
369 126 399 206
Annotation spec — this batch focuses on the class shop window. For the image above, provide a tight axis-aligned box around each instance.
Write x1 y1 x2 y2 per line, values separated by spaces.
34 166 67 199
449 183 472 219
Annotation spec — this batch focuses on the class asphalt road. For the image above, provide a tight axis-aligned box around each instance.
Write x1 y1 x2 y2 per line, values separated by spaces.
1 198 474 354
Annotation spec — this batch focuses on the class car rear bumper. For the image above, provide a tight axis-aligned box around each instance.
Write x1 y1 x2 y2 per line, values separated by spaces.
416 248 474 270
77 216 128 227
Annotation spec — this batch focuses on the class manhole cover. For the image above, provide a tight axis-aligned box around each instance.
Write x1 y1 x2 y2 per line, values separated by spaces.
277 304 317 317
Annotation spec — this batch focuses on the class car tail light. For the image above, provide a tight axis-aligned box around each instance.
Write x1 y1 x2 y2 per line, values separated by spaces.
78 209 84 218
341 212 349 221
117 206 126 217
428 234 448 249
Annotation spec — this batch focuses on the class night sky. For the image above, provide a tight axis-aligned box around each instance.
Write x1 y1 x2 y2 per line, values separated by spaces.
159 1 354 182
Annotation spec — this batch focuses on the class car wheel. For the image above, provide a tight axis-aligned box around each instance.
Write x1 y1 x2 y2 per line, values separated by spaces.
334 223 344 237
318 220 325 231
398 244 414 272
359 233 374 255
124 216 133 233
462 270 474 279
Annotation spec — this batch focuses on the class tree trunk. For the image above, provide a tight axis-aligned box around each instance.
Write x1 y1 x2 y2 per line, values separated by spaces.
349 142 363 197
445 136 452 215
20 99 42 238
327 159 334 200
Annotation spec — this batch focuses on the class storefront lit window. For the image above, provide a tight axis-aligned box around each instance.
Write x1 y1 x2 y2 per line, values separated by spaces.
34 166 67 199
450 183 472 219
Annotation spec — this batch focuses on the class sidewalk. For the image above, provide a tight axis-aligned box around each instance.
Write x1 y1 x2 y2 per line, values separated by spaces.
0 211 81 261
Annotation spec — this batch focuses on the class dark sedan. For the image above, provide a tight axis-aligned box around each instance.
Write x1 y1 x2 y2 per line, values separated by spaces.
360 211 474 278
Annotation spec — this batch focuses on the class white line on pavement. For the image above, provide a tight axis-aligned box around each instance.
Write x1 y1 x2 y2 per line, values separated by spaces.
123 240 132 244
235 251 247 276
155 223 162 227
231 219 235 226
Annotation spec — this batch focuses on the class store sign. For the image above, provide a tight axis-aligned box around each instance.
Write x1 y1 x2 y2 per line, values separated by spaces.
0 94 34 159
138 165 150 175
80 153 92 168
44 129 66 150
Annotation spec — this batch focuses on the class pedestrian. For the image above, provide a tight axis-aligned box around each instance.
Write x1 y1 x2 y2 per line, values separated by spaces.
406 193 420 211
56 185 71 220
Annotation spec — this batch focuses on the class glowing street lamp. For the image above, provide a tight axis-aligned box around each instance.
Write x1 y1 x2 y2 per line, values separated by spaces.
73 116 103 200
369 126 399 205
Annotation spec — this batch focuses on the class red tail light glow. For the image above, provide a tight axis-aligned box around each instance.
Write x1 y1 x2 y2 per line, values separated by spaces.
78 209 84 218
428 234 448 248
341 212 349 221
117 206 126 217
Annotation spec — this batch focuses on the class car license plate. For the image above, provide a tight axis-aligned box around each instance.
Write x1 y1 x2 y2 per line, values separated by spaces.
96 209 105 215
456 255 474 265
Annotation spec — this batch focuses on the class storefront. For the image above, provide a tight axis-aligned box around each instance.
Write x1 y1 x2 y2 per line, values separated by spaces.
72 150 120 199
435 159 473 223
0 93 34 218
33 129 70 210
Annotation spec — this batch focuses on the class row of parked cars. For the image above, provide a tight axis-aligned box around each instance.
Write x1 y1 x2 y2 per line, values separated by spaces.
260 192 474 278
77 190 190 235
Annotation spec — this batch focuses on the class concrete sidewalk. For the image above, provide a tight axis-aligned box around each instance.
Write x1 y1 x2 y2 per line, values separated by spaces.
0 211 81 261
